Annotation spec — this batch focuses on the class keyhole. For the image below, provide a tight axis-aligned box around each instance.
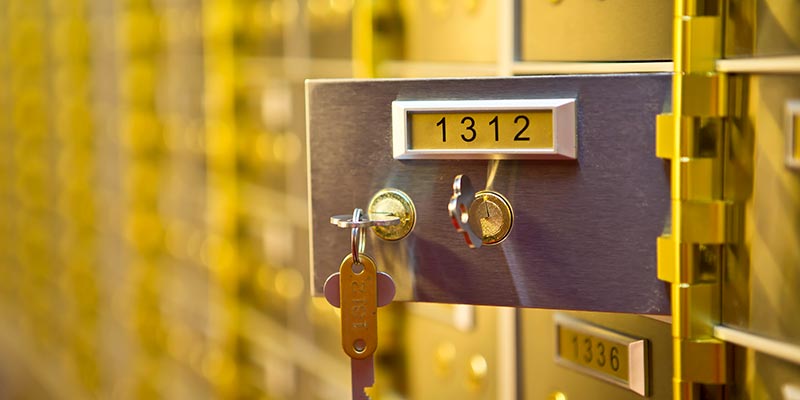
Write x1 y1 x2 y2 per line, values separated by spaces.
467 190 513 246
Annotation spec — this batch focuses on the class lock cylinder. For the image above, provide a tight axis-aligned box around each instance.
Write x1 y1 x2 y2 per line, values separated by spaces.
367 188 416 241
469 190 513 246
449 174 514 248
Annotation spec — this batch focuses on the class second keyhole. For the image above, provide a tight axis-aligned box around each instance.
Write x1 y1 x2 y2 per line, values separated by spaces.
467 190 513 246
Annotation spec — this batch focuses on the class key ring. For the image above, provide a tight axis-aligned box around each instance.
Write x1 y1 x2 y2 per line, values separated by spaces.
351 208 366 264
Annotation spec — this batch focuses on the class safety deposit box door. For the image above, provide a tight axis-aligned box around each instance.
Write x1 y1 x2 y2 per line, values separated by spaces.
306 75 671 314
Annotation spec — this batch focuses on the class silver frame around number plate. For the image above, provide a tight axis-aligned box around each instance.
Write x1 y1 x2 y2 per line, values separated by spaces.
553 313 649 397
392 99 577 160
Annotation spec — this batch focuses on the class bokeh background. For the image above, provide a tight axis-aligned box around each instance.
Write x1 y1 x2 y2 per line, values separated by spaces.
0 1 506 398
4 1 797 399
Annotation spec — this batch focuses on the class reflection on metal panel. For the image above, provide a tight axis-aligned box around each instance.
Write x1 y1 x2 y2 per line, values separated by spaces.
307 75 672 313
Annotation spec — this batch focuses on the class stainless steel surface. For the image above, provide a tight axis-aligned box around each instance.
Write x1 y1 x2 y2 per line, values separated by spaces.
518 0 672 62
306 75 672 313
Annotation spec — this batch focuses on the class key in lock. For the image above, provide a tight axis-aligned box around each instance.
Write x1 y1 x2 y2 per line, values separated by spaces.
325 208 401 400
449 174 514 248
469 190 513 245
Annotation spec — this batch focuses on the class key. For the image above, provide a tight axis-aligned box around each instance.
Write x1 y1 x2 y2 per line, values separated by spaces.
325 208 398 399
322 270 396 309
324 254 396 400
340 253 376 399
339 253 377 360
330 212 400 228
448 174 482 248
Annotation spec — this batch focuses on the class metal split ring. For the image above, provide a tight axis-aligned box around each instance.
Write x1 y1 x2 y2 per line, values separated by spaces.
351 208 366 264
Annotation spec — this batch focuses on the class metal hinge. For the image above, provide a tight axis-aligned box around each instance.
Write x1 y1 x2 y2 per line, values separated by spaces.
657 11 737 393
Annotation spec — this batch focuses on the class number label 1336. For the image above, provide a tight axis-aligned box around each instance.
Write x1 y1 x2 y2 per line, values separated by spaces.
557 325 629 381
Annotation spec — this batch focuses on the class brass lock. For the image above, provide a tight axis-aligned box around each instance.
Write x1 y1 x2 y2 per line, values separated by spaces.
367 188 417 241
449 175 513 248
468 190 513 246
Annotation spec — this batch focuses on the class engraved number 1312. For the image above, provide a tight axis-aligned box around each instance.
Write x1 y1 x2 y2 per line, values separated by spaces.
435 115 531 143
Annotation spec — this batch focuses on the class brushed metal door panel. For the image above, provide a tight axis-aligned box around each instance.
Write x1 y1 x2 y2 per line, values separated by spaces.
306 75 671 314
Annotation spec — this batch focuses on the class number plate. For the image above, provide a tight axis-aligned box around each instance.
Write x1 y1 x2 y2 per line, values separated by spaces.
392 99 576 159
554 314 649 396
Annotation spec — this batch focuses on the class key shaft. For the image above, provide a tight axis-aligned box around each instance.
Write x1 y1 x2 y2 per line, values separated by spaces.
330 214 400 228
351 356 375 400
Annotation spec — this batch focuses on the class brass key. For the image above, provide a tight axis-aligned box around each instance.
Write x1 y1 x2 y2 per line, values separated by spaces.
339 253 378 359
324 208 397 400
